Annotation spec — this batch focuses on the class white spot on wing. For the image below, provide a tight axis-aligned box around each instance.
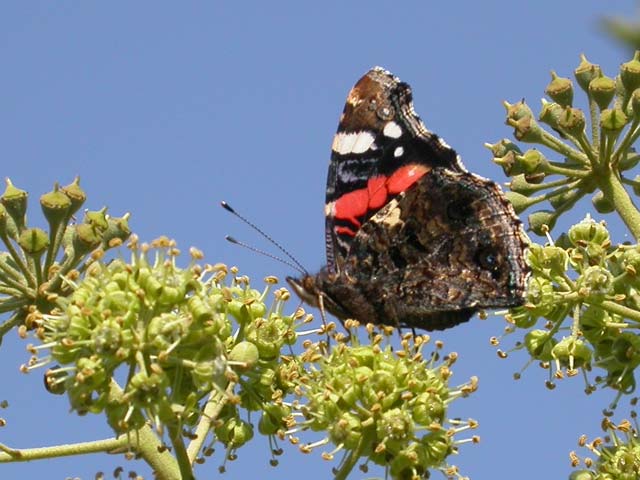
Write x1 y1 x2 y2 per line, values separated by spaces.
351 131 375 153
332 131 376 155
394 146 404 158
383 121 402 139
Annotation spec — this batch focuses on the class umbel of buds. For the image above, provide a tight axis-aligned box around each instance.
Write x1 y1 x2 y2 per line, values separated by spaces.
0 178 130 342
487 52 640 238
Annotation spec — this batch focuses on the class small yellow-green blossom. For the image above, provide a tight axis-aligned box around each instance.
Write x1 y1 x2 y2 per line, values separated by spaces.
571 417 640 480
292 323 478 479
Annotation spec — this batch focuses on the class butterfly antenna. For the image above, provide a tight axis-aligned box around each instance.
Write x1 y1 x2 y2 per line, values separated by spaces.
221 201 309 275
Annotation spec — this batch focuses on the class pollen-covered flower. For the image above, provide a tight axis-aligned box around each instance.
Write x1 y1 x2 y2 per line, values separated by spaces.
291 324 478 479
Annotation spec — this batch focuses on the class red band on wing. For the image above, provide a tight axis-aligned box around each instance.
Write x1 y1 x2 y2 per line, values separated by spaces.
333 164 430 234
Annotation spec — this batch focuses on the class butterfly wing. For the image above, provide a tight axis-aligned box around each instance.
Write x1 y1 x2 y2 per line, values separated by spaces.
324 67 467 274
321 167 528 330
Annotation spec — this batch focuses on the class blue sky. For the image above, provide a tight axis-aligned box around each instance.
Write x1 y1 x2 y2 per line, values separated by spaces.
0 2 637 479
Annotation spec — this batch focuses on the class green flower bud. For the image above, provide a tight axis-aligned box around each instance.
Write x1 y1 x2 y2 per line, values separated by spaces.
377 408 414 452
1 178 28 232
420 431 452 466
539 100 564 131
328 412 362 450
557 107 586 138
592 191 615 213
577 266 613 299
494 150 522 176
102 214 131 249
569 470 594 480
524 330 557 361
258 403 291 435
545 71 573 107
229 341 260 370
507 307 537 329
83 208 109 232
60 177 86 217
620 51 640 94
412 392 445 424
574 54 601 93
509 175 541 195
611 332 640 368
589 75 617 110
510 115 544 143
18 228 49 256
551 337 592 369
40 184 72 228
505 100 534 122
568 215 610 246
389 443 428 479
505 191 533 214
539 246 569 275
246 317 288 360
526 277 556 316
485 138 522 158
618 151 640 171
528 210 557 236
600 108 629 135
519 149 548 174
72 223 102 255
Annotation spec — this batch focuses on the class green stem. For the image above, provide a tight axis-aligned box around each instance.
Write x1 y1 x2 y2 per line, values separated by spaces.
0 312 22 339
539 130 590 165
589 95 600 150
597 300 640 324
0 232 35 288
0 436 129 462
0 297 29 314
168 423 195 480
575 131 597 165
596 166 640 240
107 382 181 480
187 382 236 463
612 119 640 166
545 163 590 178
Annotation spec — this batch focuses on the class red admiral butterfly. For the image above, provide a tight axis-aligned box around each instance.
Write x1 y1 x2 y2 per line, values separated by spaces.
287 67 528 330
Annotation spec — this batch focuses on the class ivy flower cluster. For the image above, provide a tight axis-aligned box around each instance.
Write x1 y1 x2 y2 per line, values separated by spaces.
291 323 478 480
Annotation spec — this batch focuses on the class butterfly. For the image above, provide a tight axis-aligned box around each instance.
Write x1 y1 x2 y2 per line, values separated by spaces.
287 67 528 330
